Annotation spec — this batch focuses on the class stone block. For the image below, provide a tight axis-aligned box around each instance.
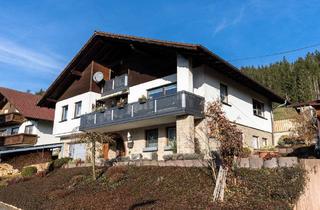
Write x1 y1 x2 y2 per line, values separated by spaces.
238 158 250 168
263 158 278 168
249 157 263 169
142 160 158 166
158 161 166 167
278 157 298 167
165 160 176 167
174 160 185 167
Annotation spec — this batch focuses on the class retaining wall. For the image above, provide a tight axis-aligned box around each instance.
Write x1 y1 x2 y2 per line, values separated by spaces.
294 159 320 210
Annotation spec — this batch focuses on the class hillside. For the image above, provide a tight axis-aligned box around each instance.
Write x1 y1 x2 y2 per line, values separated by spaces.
0 166 305 210
241 51 320 103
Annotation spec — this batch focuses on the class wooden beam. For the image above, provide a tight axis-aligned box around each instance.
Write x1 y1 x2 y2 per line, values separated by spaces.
70 70 82 77
46 98 57 103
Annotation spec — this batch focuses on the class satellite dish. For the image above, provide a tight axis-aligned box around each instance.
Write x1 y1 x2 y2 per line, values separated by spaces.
93 71 104 83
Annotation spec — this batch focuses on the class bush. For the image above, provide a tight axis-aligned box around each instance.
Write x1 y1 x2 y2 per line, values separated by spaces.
53 157 72 169
106 166 128 185
151 152 158 160
21 166 38 177
240 147 252 158
225 167 307 209
163 154 173 161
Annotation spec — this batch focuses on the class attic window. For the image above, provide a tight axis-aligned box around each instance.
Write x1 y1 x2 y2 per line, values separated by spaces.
253 99 264 118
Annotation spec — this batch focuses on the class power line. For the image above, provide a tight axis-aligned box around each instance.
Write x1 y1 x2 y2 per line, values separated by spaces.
228 42 320 62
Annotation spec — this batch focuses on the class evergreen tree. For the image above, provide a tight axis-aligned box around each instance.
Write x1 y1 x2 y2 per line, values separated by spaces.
241 50 320 102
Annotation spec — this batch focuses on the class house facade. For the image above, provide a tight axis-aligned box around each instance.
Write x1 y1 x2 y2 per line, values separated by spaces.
38 32 284 161
0 87 60 156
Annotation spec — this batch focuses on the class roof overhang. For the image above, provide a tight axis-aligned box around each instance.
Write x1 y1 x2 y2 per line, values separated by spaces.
38 31 285 108
0 143 62 155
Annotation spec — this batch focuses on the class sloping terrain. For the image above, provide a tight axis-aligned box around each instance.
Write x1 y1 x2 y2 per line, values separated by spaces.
0 166 305 210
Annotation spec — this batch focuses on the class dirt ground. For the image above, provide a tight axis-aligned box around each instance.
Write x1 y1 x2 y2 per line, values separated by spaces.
0 166 213 210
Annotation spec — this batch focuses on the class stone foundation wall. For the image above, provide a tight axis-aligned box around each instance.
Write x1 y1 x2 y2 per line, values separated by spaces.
236 157 298 169
235 123 273 147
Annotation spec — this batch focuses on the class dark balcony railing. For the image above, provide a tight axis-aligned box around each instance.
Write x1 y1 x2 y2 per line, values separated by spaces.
102 74 128 96
80 91 204 131
0 133 37 146
0 113 24 126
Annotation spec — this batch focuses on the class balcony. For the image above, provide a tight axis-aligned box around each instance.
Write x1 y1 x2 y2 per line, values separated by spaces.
80 91 204 132
0 113 24 126
0 134 37 147
102 74 128 96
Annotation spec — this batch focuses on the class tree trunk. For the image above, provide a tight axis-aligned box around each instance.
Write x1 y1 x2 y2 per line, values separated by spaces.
91 141 96 180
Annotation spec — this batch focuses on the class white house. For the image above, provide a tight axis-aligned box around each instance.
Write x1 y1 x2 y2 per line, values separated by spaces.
0 87 61 156
38 32 284 161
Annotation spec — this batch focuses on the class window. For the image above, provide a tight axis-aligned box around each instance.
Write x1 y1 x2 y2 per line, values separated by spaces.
25 125 34 134
262 138 268 147
74 101 82 118
167 127 176 146
253 99 265 117
220 83 228 104
252 136 259 149
148 83 177 99
0 129 6 136
61 105 68 121
146 129 158 148
11 127 19 135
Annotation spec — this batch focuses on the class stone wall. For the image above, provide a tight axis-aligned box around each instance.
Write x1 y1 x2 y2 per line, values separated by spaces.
116 159 205 167
236 157 298 169
294 159 320 210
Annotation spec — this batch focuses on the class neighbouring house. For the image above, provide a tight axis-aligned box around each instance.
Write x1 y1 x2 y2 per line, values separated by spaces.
0 87 61 160
273 106 317 145
38 32 285 161
288 100 320 153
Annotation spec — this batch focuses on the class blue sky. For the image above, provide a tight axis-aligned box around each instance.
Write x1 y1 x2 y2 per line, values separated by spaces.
0 0 320 92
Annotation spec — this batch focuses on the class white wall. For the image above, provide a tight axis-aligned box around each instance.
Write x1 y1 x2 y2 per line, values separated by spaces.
35 120 60 145
128 74 177 103
193 65 273 133
0 119 59 146
177 54 193 92
53 92 101 137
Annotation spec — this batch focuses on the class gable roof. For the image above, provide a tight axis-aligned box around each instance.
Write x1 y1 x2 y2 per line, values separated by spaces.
0 87 54 121
38 31 285 107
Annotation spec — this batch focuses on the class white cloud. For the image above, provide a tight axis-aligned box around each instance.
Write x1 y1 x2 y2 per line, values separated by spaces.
213 6 246 36
0 37 63 74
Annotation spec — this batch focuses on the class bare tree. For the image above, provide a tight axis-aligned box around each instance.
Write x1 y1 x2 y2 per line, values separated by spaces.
190 101 243 201
199 100 243 168
73 132 115 180
291 110 317 145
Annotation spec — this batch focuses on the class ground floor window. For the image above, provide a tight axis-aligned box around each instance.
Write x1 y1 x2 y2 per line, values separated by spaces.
167 127 176 146
262 137 268 147
252 136 259 149
146 129 158 148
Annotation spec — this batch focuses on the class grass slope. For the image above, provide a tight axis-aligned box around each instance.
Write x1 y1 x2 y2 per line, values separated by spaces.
0 166 305 210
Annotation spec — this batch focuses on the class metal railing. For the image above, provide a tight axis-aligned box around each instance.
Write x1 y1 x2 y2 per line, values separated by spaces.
80 91 204 131
102 74 128 96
